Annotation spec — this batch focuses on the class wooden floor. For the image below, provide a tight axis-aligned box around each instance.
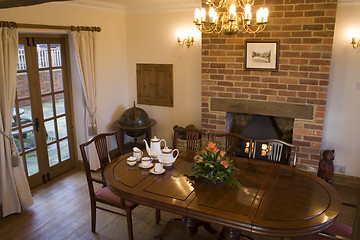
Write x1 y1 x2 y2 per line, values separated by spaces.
0 169 358 240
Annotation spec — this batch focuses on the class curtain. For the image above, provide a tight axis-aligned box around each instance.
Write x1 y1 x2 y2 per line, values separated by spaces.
0 26 33 217
72 31 101 170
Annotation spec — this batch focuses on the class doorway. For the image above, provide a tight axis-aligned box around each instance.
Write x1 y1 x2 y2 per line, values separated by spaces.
12 34 75 188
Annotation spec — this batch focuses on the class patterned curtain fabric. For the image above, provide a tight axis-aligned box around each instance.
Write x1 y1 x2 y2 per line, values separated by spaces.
0 26 33 217
72 31 102 170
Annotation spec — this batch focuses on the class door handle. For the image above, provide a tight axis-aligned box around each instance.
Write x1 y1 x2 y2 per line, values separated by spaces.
34 117 40 132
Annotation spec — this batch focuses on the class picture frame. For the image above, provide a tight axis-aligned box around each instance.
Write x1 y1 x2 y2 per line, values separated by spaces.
245 40 279 71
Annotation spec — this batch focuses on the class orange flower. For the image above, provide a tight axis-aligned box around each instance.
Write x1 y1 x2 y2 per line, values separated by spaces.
197 159 204 163
221 160 229 168
201 149 206 154
220 151 226 156
194 155 199 160
206 141 216 151
212 146 219 153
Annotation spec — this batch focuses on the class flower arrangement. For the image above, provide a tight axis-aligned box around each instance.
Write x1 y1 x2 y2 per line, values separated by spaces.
191 140 241 186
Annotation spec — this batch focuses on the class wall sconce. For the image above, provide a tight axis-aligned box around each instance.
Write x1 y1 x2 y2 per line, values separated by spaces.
177 36 194 48
351 38 360 49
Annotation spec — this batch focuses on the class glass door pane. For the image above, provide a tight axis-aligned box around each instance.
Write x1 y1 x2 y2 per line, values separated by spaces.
13 43 41 179
13 36 75 188
36 42 71 167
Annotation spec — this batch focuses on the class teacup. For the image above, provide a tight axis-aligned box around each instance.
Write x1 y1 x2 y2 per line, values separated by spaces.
127 156 137 166
133 148 143 161
154 163 164 173
141 157 152 167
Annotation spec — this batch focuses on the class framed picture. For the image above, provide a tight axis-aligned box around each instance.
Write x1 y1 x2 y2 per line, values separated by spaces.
245 40 279 71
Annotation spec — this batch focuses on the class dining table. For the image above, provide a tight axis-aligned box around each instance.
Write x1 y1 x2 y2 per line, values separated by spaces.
104 149 341 239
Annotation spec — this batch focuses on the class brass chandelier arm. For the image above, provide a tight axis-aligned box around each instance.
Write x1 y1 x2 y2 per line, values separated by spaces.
207 0 254 10
242 23 266 34
351 38 360 49
195 12 266 35
194 0 268 35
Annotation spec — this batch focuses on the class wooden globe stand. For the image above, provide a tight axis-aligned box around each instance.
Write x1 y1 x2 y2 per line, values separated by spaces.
115 119 157 153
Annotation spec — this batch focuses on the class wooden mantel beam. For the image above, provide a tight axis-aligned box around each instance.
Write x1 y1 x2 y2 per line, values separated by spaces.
210 98 314 120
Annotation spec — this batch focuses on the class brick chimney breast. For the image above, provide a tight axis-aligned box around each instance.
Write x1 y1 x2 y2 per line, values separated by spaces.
200 0 337 173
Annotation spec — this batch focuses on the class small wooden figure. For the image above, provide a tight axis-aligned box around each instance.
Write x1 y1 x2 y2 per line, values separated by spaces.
318 150 335 183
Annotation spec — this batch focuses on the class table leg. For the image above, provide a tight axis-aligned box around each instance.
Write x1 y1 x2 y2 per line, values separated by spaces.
155 217 217 239
155 218 183 239
218 227 241 240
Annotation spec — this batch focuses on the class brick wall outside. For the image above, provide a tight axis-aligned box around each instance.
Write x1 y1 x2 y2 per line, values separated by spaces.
17 69 64 108
201 0 337 172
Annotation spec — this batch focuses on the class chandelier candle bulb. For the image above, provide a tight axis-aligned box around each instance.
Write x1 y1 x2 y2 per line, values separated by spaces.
244 4 251 20
229 4 236 21
193 0 269 35
209 7 216 24
201 8 206 22
263 8 269 23
256 8 263 23
194 8 201 24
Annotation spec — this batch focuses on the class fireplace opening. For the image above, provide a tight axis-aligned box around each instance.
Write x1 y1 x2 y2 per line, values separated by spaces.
240 115 282 140
226 113 294 162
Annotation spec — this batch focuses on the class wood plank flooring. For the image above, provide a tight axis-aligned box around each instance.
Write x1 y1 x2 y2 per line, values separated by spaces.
0 169 358 240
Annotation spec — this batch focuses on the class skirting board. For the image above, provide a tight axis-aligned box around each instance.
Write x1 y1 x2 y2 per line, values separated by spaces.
333 174 360 188
76 159 84 169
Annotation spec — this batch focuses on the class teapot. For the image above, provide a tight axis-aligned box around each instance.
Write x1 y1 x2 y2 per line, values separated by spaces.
143 136 166 159
159 147 179 166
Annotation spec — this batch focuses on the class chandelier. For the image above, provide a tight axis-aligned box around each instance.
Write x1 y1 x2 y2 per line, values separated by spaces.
193 0 269 35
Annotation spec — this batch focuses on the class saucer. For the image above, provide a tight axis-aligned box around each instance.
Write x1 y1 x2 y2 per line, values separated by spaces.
149 167 165 175
139 163 153 169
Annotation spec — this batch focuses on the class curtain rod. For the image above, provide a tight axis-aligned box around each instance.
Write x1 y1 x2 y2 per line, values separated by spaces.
0 21 101 32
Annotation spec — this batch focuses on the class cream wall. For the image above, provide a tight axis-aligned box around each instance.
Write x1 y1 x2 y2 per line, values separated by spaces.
125 11 202 145
322 3 360 177
5 2 358 178
0 3 129 159
0 4 202 157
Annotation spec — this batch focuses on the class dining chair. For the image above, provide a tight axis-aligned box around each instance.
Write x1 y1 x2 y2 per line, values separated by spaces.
173 125 203 150
79 131 147 240
215 133 253 158
252 139 297 167
292 200 358 240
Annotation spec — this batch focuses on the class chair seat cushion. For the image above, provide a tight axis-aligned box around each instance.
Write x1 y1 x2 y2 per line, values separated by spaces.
95 186 136 207
294 222 352 240
325 221 352 238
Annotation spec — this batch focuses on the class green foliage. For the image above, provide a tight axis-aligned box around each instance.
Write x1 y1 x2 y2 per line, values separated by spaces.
190 138 241 186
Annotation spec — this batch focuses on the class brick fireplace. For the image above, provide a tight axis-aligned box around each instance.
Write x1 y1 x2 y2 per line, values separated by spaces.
201 0 337 173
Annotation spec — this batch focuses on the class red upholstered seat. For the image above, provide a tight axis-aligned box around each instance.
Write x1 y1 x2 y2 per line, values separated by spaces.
294 218 353 240
96 186 136 207
80 131 160 240
79 131 139 240
325 222 352 239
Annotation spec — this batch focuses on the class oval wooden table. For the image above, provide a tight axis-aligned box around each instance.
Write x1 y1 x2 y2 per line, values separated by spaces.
104 150 341 239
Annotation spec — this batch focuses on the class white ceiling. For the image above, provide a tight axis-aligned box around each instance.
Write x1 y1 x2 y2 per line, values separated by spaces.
66 0 201 14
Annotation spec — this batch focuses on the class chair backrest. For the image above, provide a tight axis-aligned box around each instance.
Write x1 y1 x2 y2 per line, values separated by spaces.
79 131 123 185
215 133 253 158
252 139 297 167
268 141 283 162
173 126 203 150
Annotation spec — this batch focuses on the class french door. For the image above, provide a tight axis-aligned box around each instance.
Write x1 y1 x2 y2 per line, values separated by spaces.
12 35 75 188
